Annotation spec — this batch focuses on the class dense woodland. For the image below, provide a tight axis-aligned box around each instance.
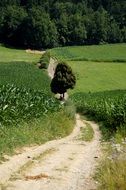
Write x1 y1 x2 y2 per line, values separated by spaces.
0 0 126 49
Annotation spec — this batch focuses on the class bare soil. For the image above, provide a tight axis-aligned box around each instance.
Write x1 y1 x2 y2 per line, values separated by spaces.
26 49 45 55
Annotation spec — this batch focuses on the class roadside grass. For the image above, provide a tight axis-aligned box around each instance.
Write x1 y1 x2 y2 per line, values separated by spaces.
79 122 94 141
97 159 126 190
0 45 41 63
0 111 74 160
0 62 51 91
68 61 126 93
50 43 126 62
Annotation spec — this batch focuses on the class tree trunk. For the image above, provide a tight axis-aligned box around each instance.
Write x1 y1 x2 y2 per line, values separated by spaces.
62 93 65 99
59 93 64 101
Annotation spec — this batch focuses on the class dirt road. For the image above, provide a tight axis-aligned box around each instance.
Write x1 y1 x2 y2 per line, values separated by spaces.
0 114 101 190
47 57 57 79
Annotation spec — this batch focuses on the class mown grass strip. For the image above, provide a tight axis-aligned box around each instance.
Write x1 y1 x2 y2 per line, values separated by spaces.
79 122 94 142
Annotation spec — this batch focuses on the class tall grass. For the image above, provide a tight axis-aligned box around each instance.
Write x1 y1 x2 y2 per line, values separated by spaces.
96 140 126 190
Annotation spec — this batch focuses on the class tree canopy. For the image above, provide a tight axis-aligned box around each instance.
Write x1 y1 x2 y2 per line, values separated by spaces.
51 62 76 99
0 0 125 48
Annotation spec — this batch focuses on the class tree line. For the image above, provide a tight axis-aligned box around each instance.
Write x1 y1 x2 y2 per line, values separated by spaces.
0 0 126 49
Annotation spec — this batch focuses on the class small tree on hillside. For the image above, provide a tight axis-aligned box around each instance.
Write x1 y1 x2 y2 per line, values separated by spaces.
50 62 76 100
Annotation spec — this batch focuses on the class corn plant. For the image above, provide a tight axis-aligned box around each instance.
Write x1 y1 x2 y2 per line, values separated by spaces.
0 84 61 126
71 90 126 132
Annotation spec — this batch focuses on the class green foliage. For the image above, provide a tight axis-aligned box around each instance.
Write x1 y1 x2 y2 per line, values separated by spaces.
1 5 27 46
0 1 125 48
38 51 50 69
51 62 76 96
71 90 126 136
22 7 58 49
67 13 87 45
108 21 123 43
0 84 61 126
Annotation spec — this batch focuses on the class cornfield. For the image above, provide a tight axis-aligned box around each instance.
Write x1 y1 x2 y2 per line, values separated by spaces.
0 84 61 126
71 90 126 132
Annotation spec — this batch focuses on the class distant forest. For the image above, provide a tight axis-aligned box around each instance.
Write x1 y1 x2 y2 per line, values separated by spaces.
0 0 126 49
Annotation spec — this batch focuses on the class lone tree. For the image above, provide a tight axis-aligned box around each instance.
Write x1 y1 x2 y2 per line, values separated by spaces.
50 62 76 100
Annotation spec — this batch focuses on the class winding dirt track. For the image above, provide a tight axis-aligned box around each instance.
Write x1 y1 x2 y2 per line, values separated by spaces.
0 115 101 190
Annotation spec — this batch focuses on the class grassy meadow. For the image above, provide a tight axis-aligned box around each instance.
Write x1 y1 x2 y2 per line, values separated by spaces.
51 43 126 62
50 43 126 94
68 61 126 93
0 45 41 63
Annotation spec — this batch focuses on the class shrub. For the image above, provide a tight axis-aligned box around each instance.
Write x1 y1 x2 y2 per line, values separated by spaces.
51 61 76 99
38 52 50 69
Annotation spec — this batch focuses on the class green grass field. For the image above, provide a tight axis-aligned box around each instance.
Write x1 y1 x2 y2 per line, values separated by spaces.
68 61 126 94
50 43 126 93
0 45 50 92
50 43 126 62
0 45 41 63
